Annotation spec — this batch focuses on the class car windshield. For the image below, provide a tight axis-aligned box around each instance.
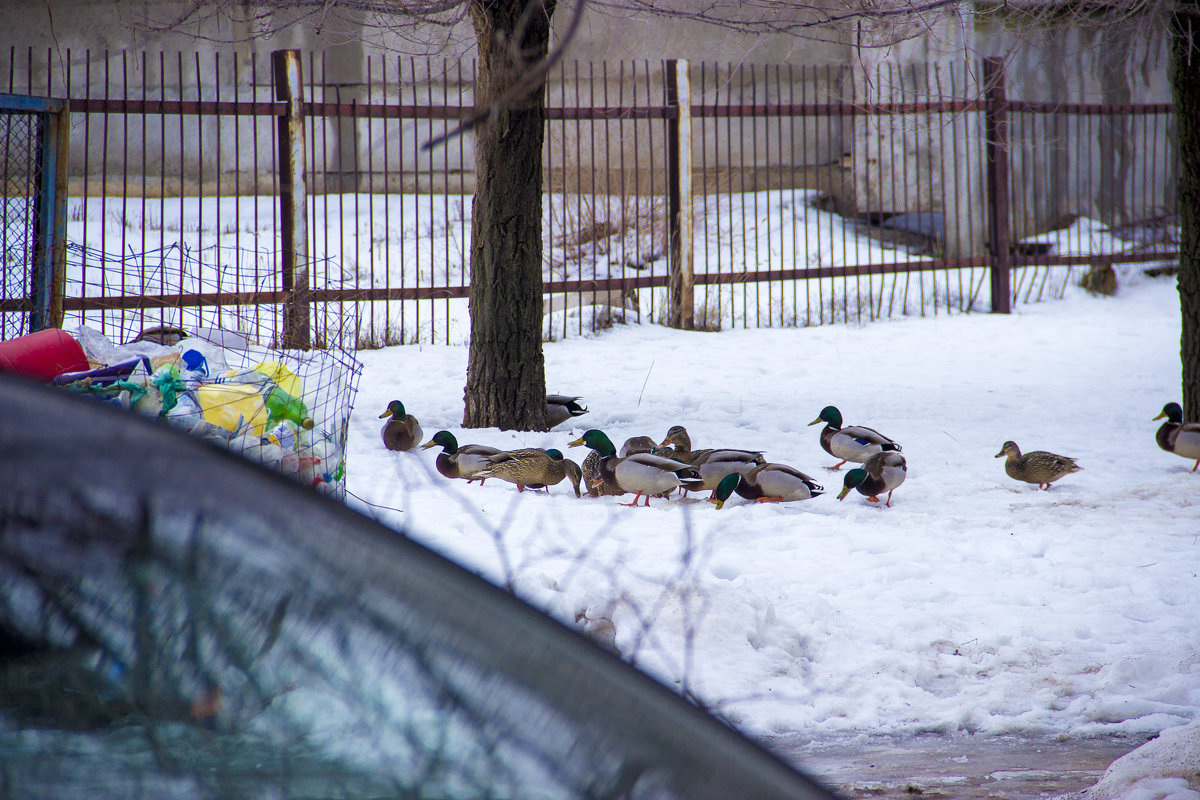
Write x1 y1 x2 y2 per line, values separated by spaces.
0 375 833 800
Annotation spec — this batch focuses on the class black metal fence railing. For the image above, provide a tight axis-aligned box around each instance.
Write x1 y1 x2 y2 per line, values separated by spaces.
0 48 1179 348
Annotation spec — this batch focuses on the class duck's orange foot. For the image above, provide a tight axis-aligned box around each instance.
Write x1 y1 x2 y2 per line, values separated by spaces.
619 492 646 507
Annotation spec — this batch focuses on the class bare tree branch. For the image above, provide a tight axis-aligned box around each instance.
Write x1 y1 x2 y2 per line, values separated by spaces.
421 0 588 151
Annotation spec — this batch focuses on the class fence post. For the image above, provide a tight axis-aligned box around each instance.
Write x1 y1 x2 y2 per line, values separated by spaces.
665 58 693 330
273 49 311 349
983 57 1012 314
30 98 69 331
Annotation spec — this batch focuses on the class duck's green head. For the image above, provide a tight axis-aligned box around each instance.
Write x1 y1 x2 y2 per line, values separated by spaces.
837 468 868 500
545 448 564 461
710 472 742 510
380 400 407 420
1155 402 1183 423
422 430 457 452
809 405 842 428
568 429 615 456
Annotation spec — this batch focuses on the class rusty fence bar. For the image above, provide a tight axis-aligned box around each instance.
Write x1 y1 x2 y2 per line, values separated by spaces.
984 57 1013 314
0 49 1180 348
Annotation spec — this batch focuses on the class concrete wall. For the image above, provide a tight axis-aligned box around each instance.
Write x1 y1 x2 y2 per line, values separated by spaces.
0 1 1174 260
1 0 860 200
974 19 1173 241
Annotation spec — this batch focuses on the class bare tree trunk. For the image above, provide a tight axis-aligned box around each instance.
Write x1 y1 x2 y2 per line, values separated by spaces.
462 0 555 430
1173 2 1200 422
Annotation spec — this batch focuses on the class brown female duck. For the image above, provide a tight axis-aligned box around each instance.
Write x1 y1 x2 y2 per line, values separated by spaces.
994 441 1081 489
475 448 582 496
657 425 765 493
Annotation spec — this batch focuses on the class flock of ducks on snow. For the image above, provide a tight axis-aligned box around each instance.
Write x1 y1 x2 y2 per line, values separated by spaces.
377 398 1200 509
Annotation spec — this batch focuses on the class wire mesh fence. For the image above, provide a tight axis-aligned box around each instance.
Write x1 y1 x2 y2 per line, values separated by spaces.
0 109 39 339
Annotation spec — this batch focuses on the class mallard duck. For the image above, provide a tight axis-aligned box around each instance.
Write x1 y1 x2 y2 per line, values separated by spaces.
837 446 907 506
620 436 659 457
570 429 703 507
1153 402 1200 471
379 400 423 452
709 464 824 509
808 405 901 470
582 436 660 497
475 447 582 496
657 425 766 492
994 441 1081 489
421 430 501 484
546 395 588 429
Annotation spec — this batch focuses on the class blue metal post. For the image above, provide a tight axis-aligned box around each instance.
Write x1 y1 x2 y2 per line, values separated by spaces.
3 93 69 332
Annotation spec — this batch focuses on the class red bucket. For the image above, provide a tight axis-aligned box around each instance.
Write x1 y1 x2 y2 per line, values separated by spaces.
0 329 91 382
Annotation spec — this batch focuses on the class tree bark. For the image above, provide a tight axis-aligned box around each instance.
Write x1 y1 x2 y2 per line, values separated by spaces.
462 0 555 430
1173 2 1200 422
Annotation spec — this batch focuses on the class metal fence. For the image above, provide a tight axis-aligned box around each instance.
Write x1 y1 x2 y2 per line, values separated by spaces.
1 91 69 338
0 47 1179 348
0 106 38 340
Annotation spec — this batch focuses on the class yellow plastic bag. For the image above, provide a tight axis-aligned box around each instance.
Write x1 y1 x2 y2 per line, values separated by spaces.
246 361 303 398
195 382 271 435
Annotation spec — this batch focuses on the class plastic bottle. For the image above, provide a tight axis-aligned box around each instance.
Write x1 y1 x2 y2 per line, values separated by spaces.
227 430 285 469
180 348 210 378
253 360 302 393
298 427 333 486
174 336 229 376
163 393 203 433
263 385 315 430
212 367 273 391
278 449 302 479
210 366 312 430
265 420 301 452
190 417 239 442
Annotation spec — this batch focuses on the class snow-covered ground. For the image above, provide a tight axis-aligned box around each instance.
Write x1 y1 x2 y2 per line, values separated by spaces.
43 188 1196 797
346 267 1198 798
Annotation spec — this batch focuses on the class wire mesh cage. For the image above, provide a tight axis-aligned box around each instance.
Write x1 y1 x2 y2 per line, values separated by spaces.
52 241 363 500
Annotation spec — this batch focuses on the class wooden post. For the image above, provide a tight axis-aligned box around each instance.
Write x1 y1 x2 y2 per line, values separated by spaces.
273 50 311 349
983 57 1012 314
665 58 693 330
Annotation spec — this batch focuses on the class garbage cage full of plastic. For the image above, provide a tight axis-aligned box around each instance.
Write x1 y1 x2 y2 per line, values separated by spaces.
59 325 362 500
